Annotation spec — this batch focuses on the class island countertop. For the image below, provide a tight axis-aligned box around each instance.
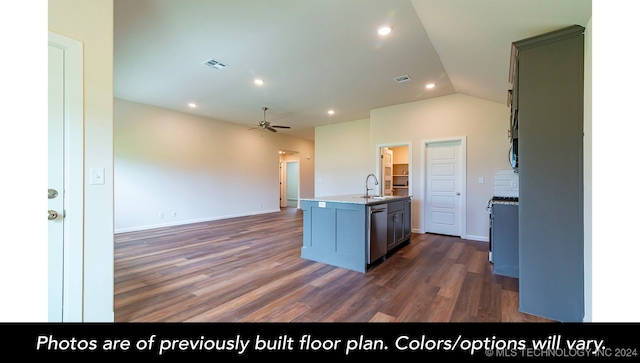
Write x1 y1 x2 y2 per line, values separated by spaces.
300 194 411 206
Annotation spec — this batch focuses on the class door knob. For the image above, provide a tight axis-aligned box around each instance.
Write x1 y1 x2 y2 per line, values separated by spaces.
48 210 58 220
456 192 460 195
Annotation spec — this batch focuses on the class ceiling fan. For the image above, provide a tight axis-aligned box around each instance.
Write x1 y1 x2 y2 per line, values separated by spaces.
254 107 291 132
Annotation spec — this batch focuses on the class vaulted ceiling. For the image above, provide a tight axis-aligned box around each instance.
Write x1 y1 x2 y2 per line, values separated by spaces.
114 0 592 141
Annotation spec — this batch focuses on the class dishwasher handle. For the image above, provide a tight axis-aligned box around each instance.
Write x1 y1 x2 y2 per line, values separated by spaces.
371 209 386 214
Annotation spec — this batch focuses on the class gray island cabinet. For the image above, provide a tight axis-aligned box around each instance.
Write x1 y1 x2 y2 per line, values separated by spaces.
300 195 411 273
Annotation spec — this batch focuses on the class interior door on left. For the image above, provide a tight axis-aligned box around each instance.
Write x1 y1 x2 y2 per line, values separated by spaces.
48 44 65 322
381 148 393 196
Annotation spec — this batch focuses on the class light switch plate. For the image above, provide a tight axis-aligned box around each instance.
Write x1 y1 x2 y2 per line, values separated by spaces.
90 167 105 185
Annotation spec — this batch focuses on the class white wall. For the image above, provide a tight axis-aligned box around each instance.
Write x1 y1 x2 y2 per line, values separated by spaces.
49 0 114 322
587 7 639 322
315 94 509 240
3 3 51 322
370 94 510 240
315 118 372 197
114 98 314 232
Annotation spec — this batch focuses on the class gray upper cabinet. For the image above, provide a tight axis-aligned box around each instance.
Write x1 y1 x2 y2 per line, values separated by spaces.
511 25 585 322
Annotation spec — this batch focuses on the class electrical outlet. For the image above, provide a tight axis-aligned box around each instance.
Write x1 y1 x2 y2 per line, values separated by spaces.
159 212 164 218
172 211 177 217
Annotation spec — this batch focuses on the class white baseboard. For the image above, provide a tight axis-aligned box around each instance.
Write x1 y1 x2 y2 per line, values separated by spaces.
465 234 489 242
410 229 488 243
115 209 282 234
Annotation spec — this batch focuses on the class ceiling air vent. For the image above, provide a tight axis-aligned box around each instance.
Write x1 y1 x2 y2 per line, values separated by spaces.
394 75 412 83
202 58 228 69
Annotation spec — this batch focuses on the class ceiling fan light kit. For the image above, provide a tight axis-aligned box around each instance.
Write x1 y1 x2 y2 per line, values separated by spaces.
256 107 291 133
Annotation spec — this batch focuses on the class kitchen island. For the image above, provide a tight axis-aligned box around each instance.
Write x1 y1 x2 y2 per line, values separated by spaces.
300 194 411 273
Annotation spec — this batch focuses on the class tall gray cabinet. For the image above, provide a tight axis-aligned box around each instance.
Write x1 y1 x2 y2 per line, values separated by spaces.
510 25 585 322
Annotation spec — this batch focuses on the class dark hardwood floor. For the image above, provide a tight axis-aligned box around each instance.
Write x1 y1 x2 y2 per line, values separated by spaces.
114 207 554 323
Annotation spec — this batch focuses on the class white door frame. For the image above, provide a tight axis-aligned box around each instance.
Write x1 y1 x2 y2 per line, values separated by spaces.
279 151 301 208
420 136 467 239
48 31 84 322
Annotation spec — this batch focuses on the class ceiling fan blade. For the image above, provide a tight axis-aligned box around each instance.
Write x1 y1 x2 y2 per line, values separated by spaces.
271 125 291 129
267 126 277 132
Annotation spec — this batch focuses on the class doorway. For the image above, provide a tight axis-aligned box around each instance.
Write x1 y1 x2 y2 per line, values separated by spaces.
279 150 300 208
378 144 411 197
422 137 467 238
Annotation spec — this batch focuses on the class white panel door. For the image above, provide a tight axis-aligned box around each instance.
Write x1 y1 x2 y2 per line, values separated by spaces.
48 31 84 322
48 44 65 322
426 140 462 236
381 148 393 196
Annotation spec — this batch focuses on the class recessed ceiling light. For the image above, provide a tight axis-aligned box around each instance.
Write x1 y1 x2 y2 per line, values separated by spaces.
426 83 435 89
328 110 335 115
254 79 264 85
188 102 197 108
377 26 392 36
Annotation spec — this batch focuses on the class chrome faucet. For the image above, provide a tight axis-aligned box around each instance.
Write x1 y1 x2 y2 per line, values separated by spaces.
365 173 379 197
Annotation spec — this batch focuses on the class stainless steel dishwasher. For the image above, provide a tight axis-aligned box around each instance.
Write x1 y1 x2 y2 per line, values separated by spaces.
368 204 388 264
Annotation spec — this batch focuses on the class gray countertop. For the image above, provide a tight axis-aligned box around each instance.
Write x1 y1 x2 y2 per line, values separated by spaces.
301 194 411 205
490 200 519 206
